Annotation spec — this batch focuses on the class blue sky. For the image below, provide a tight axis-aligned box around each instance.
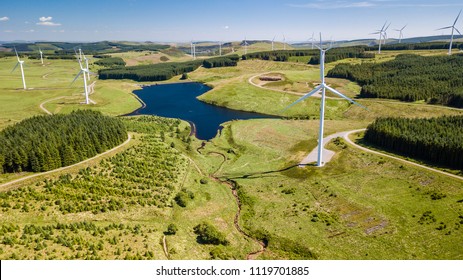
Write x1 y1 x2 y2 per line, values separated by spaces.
1 0 463 42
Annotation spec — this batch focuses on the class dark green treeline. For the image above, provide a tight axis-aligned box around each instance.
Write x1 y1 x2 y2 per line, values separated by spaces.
0 110 127 173
364 116 463 170
327 54 463 108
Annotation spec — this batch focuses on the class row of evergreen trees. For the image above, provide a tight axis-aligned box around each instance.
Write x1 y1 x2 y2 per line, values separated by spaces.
366 41 463 51
364 116 463 170
202 54 240 68
98 55 238 82
241 47 375 64
242 49 318 62
0 110 127 173
327 54 463 108
94 57 126 67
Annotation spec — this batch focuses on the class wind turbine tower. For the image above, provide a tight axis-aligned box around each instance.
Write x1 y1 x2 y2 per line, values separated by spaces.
244 37 248 55
372 21 389 54
283 34 286 50
83 52 91 81
39 47 44 65
284 34 367 167
272 35 276 51
12 48 27 89
219 41 222 56
436 10 462 55
394 25 407 43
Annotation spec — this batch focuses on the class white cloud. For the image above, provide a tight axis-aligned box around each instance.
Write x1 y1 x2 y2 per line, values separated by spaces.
0 16 9 21
224 25 229 29
37 21 62 26
37 16 61 26
39 16 53 22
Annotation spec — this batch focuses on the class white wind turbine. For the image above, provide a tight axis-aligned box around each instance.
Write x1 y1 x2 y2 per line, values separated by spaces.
284 34 367 167
82 52 91 81
38 47 44 65
271 35 276 51
243 37 249 54
394 25 407 43
283 34 286 50
219 41 222 56
436 10 462 55
11 48 27 89
372 21 389 54
190 41 196 60
71 55 94 105
309 32 315 49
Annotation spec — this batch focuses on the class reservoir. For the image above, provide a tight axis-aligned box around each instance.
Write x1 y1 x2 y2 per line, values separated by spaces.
131 82 272 140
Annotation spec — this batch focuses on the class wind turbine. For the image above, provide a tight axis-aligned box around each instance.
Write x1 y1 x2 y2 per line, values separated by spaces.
382 22 391 45
71 58 94 105
219 41 222 56
309 32 315 49
394 25 407 43
284 34 367 167
243 37 249 55
436 10 462 55
271 35 276 51
11 48 27 89
38 47 44 65
190 41 196 60
283 34 286 50
372 21 389 54
82 52 91 81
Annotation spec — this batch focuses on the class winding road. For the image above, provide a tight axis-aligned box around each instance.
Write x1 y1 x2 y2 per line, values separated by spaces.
306 129 463 181
39 81 97 115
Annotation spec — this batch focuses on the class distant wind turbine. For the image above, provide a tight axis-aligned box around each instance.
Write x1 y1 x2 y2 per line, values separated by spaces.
309 32 315 49
11 48 27 89
272 35 276 51
243 37 249 54
190 41 196 60
371 21 389 54
71 57 94 105
436 10 462 55
82 52 91 81
394 25 407 43
219 41 222 56
283 34 286 50
38 47 44 65
283 34 367 167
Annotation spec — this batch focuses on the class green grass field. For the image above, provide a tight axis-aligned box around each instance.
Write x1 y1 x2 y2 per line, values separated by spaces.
0 56 141 129
0 48 462 260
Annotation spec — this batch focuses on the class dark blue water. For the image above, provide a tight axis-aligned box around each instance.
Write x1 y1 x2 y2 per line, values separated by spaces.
131 82 272 140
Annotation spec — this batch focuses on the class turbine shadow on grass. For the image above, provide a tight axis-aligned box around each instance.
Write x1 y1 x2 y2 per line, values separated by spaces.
223 164 299 180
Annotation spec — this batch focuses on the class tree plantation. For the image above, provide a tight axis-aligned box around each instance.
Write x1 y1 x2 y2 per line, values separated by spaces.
327 54 463 108
0 110 127 173
98 56 239 82
364 116 463 170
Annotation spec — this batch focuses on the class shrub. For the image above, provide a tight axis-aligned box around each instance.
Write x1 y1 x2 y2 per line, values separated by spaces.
193 222 229 245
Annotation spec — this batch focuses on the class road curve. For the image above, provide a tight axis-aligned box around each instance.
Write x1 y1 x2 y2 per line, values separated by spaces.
307 129 463 181
39 81 97 115
341 129 463 181
0 133 132 190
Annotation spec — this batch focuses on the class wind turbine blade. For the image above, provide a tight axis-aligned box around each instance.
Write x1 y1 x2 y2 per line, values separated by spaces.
402 24 407 31
455 28 462 35
71 71 83 85
11 62 19 73
436 26 452 31
385 22 391 31
282 85 323 112
453 10 462 26
325 85 368 110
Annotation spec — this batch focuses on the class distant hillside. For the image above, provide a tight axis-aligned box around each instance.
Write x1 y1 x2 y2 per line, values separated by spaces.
0 41 170 53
